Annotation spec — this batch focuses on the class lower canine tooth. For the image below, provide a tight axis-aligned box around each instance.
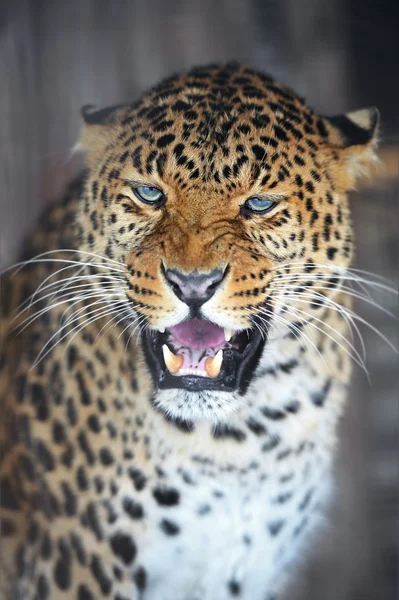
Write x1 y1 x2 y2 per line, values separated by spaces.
205 350 223 378
162 344 183 374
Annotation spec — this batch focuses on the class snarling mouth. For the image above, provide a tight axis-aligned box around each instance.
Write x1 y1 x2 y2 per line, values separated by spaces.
141 319 266 393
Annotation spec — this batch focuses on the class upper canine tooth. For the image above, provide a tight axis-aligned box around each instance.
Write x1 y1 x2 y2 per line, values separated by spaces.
224 328 233 342
158 326 165 334
205 350 223 378
162 344 183 374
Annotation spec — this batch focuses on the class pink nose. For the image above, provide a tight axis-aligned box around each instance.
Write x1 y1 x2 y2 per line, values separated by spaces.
163 268 226 306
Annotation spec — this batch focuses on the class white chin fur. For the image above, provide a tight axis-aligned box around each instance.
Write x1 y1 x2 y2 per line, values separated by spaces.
152 389 241 423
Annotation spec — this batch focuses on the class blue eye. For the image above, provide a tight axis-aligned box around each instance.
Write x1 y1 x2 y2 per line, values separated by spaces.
244 197 277 214
134 186 164 205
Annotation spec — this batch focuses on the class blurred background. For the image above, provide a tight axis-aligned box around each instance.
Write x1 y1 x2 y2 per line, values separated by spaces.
0 1 397 598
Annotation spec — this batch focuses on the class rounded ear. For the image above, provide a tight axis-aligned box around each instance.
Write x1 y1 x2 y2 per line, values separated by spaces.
76 103 130 154
326 107 379 149
81 103 128 125
322 107 380 188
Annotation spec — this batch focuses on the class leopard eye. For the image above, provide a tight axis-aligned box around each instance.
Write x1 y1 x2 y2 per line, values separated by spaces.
134 186 164 205
244 197 277 214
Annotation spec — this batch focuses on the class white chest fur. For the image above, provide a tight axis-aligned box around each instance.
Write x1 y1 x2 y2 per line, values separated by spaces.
105 339 345 600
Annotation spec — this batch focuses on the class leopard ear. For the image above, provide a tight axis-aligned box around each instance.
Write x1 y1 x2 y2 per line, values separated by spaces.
81 104 128 125
327 107 379 149
77 103 129 154
323 107 380 188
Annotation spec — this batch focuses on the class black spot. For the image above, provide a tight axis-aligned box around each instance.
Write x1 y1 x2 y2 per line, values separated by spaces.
32 383 49 421
251 114 270 129
223 165 231 179
273 125 288 141
0 518 15 536
133 566 147 590
293 515 309 538
70 531 87 566
84 502 103 542
157 133 175 148
260 407 285 421
41 531 52 560
54 540 71 590
37 573 50 599
61 481 77 516
285 400 300 414
123 497 144 519
172 100 190 112
91 554 112 595
246 418 266 436
294 154 305 167
237 124 250 134
77 430 95 465
52 420 66 444
276 449 292 461
14 374 27 403
311 378 332 407
162 411 195 432
160 518 180 536
110 532 137 565
35 440 55 471
252 144 266 161
299 488 314 511
60 442 75 468
75 372 91 405
108 168 120 180
99 447 114 466
152 486 180 507
66 397 77 426
280 358 299 374
327 247 338 260
94 476 105 494
0 477 20 510
78 584 95 600
261 435 280 452
228 580 241 596
305 181 315 193
213 424 246 442
87 414 101 433
197 503 212 516
27 519 40 544
128 467 147 491
76 465 89 491
268 520 285 536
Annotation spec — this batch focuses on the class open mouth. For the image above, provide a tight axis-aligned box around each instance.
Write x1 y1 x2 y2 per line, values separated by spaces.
141 319 266 393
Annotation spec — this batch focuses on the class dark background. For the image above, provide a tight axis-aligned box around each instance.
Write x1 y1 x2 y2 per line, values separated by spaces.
1 1 398 598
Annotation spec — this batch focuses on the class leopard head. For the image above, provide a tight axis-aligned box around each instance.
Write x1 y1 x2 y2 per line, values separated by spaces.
77 63 378 422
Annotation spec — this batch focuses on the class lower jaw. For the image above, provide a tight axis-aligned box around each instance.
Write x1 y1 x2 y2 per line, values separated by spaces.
141 328 266 394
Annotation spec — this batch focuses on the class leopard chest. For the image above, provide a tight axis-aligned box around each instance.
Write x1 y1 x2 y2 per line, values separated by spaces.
102 434 331 600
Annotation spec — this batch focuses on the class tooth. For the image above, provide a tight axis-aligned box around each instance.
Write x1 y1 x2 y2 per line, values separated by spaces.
158 326 165 333
162 344 183 374
224 328 233 342
205 350 223 378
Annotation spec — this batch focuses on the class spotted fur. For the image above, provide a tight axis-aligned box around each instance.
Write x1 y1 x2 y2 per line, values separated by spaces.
0 63 378 599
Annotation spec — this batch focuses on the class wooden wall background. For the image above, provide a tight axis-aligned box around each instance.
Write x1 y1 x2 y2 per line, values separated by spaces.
1 1 397 598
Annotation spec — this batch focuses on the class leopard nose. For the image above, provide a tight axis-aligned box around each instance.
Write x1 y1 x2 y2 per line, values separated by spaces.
163 267 226 305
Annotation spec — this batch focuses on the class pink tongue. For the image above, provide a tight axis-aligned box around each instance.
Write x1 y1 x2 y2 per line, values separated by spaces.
169 319 225 350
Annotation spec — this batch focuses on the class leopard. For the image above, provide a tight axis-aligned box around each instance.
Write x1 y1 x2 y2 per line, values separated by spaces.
0 62 379 600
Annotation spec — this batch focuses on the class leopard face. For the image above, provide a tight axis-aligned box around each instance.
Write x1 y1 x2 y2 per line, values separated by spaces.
77 63 378 421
